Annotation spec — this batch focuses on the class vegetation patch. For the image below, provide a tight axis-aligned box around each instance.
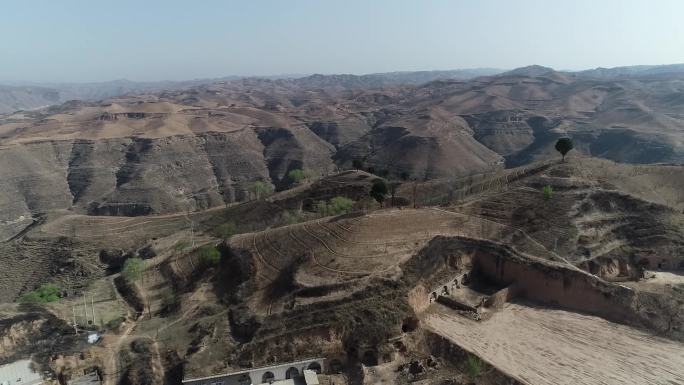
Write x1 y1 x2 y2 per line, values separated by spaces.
288 168 310 185
20 283 62 304
466 353 485 381
122 257 144 283
315 196 355 217
214 222 236 242
198 245 221 266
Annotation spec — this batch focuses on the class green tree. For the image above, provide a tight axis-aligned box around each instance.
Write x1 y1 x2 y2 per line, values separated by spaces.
352 159 363 170
329 196 354 215
555 137 574 162
122 258 144 283
215 222 236 242
370 179 389 207
465 354 485 381
288 169 308 185
543 185 554 200
250 180 273 200
20 283 62 304
400 171 410 181
198 245 221 266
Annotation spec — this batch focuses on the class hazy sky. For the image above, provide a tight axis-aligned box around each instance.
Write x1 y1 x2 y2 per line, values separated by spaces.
2 0 683 82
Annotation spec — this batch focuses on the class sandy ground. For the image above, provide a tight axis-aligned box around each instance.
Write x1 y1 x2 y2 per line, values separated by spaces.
623 271 684 294
425 303 684 385
648 271 684 286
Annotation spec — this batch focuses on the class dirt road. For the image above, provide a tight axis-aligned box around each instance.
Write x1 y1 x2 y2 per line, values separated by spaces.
425 303 684 385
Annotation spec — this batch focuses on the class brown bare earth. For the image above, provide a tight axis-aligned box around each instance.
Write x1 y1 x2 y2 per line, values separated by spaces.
426 302 684 385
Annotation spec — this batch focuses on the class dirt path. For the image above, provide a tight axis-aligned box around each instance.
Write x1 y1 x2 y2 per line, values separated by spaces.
425 303 684 385
101 312 140 385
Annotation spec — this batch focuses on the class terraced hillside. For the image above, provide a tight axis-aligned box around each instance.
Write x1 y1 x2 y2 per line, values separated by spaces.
456 157 684 278
2 156 683 385
0 170 382 301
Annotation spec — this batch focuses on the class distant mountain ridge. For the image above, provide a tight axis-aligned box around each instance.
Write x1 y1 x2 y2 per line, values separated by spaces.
0 77 242 113
575 63 684 79
0 68 504 113
3 64 684 114
290 68 505 89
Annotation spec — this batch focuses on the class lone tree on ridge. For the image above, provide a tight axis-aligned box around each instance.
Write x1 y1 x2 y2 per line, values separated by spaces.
555 137 574 162
370 179 389 207
352 159 363 170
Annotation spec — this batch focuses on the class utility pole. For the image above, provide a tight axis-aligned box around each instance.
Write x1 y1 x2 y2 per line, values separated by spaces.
91 297 96 326
72 306 78 333
83 293 88 326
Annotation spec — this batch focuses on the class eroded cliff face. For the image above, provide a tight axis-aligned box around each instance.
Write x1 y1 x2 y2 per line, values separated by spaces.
0 312 76 364
0 129 335 239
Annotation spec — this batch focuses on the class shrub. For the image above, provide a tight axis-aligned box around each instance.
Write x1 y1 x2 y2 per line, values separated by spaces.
198 245 221 266
314 197 355 217
215 222 236 241
329 196 354 215
287 169 308 184
122 258 144 283
20 283 61 304
465 354 484 381
250 180 273 199
542 185 554 200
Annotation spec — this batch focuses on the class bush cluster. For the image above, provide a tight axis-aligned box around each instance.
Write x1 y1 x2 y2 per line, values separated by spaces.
20 283 61 304
315 196 355 217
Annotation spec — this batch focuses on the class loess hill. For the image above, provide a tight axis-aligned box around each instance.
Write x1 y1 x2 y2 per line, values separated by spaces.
3 66 684 243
